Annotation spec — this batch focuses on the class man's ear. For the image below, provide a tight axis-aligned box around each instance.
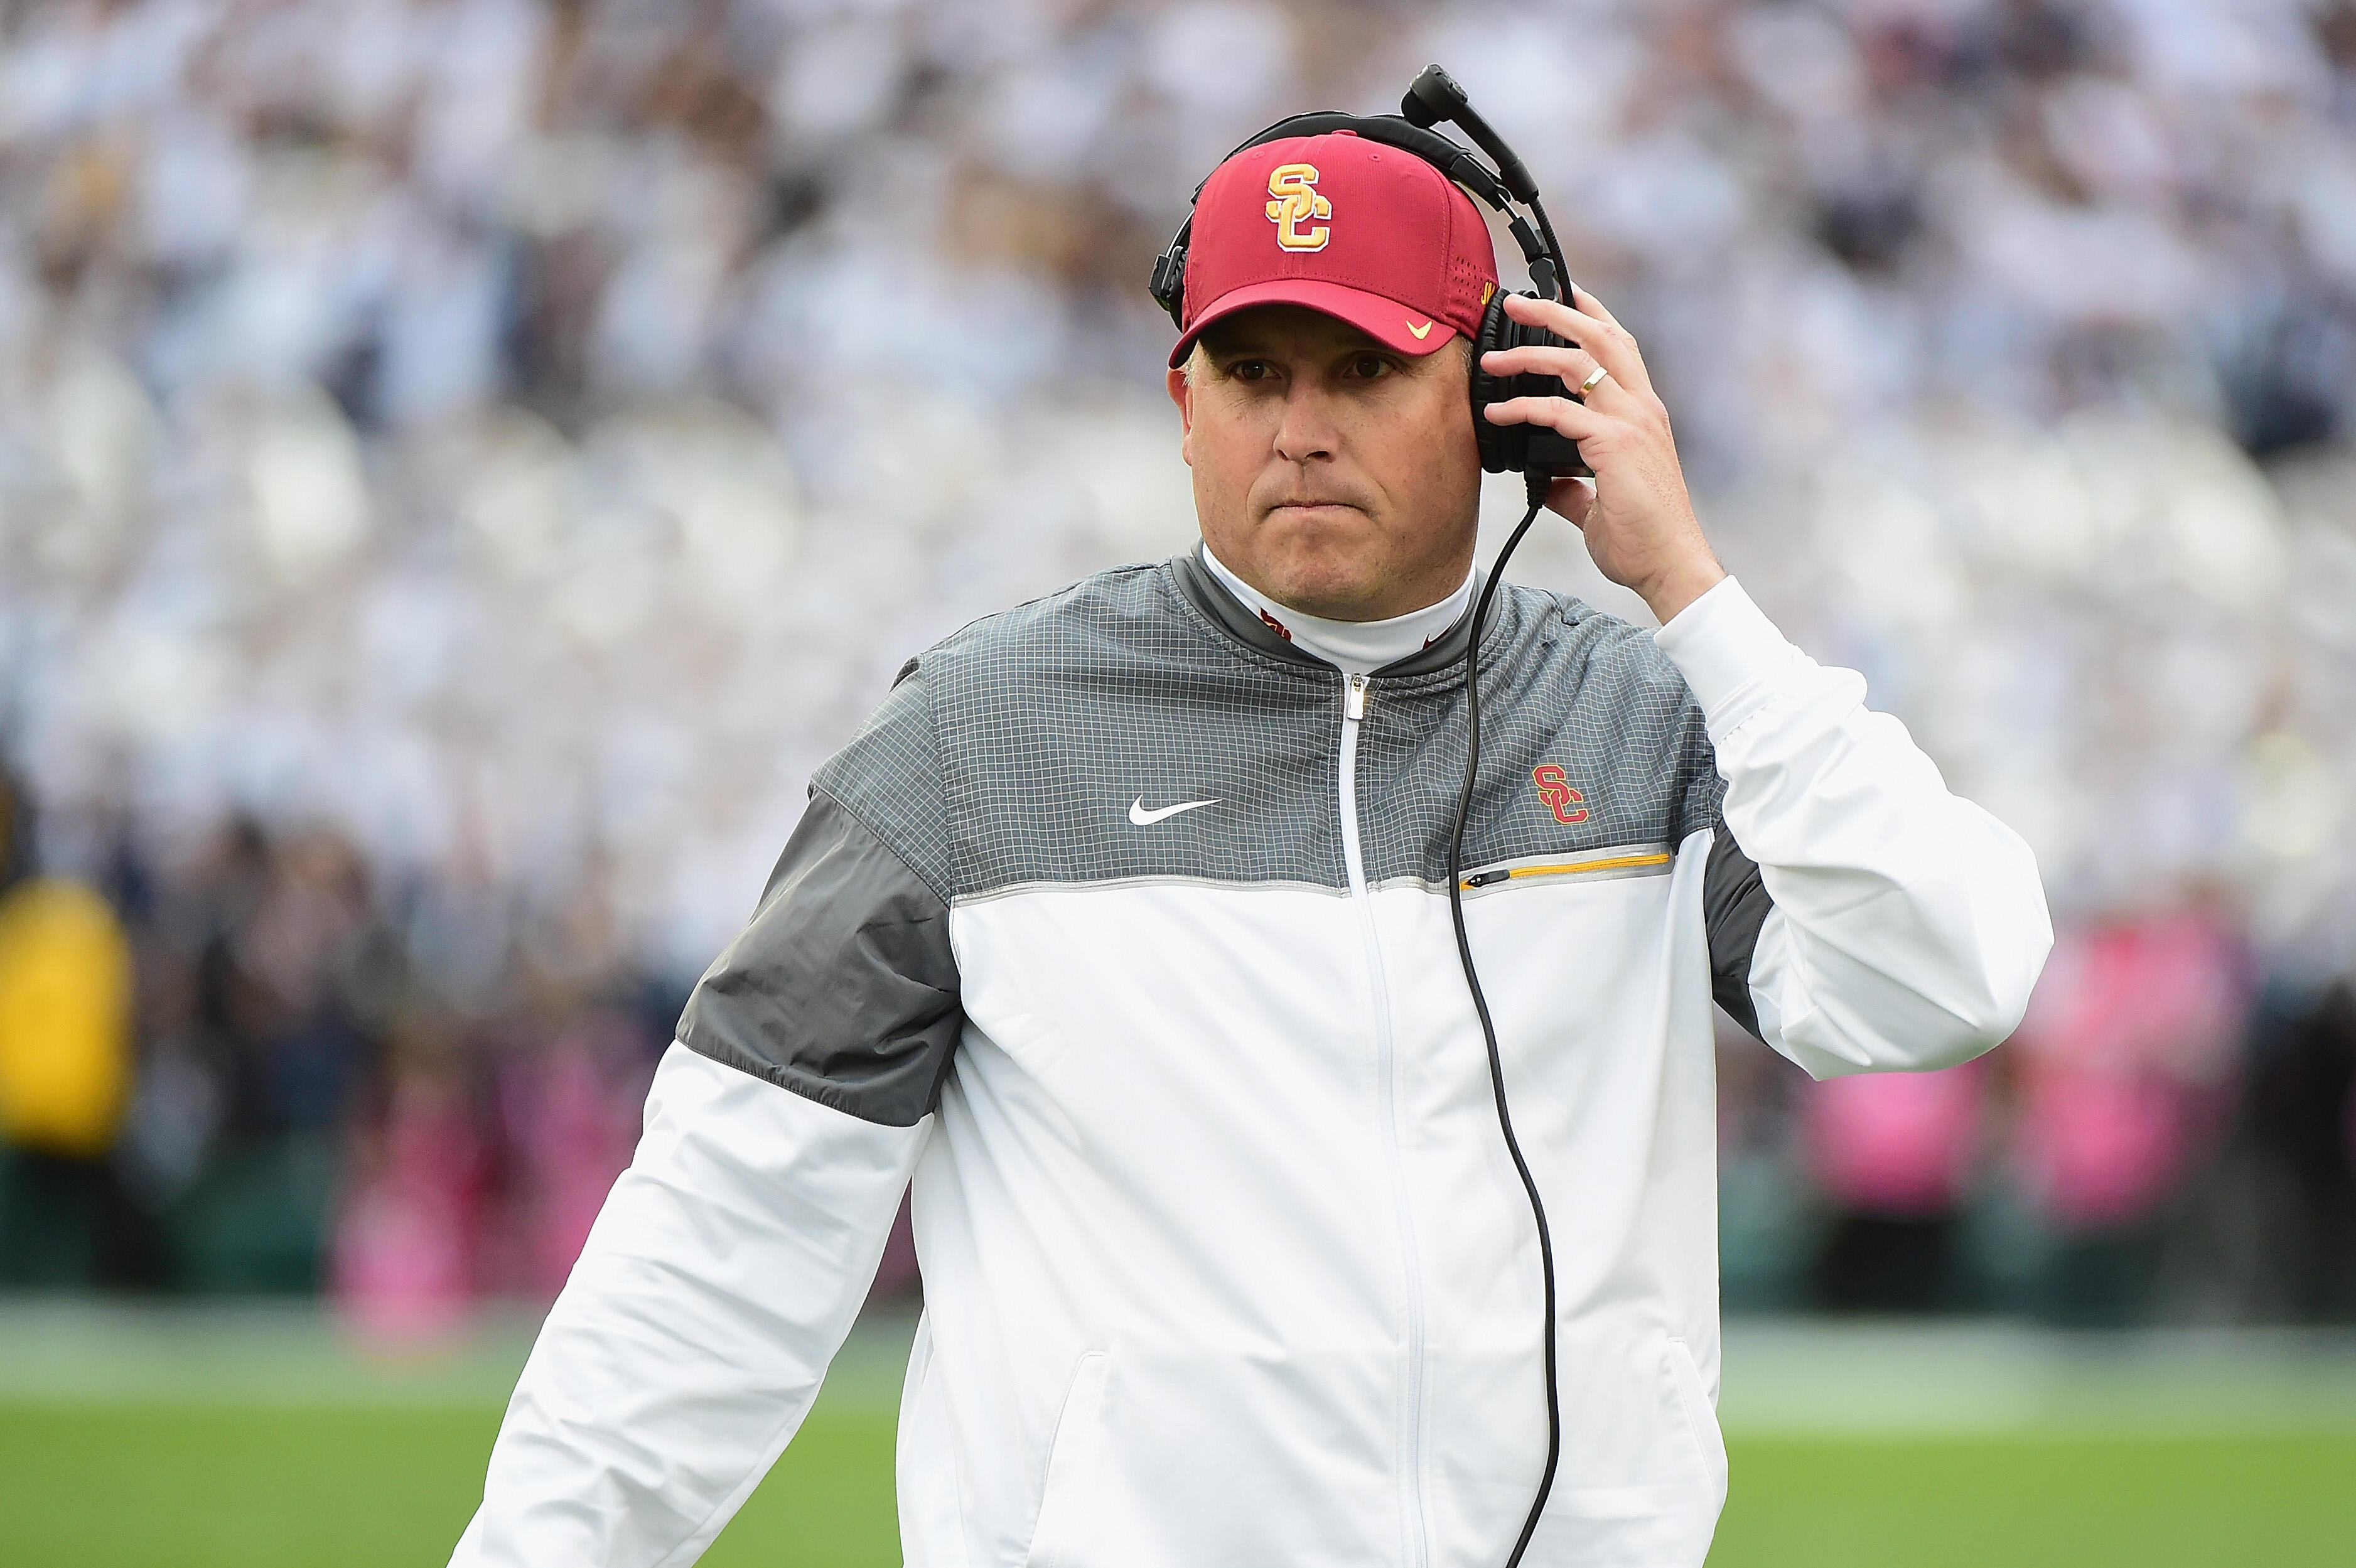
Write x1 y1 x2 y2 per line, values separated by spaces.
1165 366 1194 466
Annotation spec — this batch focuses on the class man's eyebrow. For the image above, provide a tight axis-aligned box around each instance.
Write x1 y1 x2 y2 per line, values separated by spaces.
1203 336 1388 361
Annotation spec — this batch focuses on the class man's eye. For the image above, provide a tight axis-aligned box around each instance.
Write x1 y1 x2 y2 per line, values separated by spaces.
1349 355 1390 379
1230 361 1272 382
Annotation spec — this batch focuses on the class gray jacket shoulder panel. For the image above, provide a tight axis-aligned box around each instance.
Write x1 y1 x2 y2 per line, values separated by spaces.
1555 597 1726 846
1352 585 1725 884
810 657 955 903
917 560 1351 897
678 790 962 1127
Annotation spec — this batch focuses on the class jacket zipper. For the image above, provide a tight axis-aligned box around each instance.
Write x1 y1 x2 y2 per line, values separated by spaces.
1340 672 1431 1568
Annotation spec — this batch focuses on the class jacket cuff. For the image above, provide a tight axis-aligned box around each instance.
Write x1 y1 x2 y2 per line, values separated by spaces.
1652 576 1804 742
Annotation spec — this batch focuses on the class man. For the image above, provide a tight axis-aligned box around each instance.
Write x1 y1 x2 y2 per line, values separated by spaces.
453 129 2050 1567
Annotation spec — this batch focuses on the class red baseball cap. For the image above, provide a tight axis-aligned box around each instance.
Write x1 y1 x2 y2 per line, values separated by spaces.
1168 129 1500 369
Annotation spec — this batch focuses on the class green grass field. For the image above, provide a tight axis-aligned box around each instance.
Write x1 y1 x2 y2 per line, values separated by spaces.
1 1308 2350 1565
2 1406 2348 1566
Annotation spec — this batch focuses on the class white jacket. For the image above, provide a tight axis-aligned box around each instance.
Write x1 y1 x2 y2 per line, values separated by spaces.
453 555 2051 1568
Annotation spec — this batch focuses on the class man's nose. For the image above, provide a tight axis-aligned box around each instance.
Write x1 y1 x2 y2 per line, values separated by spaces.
1272 383 1339 465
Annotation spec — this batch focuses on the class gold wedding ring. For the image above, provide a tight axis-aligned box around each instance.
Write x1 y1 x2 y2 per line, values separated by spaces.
1576 364 1610 397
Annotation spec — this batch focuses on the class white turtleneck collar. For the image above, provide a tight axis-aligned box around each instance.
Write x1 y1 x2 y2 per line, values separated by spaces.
1199 542 1475 677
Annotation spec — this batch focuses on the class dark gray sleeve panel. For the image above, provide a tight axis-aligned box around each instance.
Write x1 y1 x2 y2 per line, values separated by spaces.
1704 829 1773 1042
678 792 964 1127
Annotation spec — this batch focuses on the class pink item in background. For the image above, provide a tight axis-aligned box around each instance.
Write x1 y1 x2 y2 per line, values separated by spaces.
1804 1061 1987 1217
333 1077 487 1345
514 1018 648 1299
2011 911 2247 1233
2018 1070 2189 1230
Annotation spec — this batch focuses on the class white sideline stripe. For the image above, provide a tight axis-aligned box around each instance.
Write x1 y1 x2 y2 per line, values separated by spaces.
3 1304 2353 1433
1717 1319 2356 1435
0 1301 919 1412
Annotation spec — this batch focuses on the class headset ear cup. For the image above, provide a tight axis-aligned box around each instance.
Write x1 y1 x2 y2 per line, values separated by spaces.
1472 296 1593 480
1470 293 1520 474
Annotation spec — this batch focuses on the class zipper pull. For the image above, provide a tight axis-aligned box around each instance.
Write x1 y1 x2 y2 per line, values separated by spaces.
1463 869 1510 889
1345 673 1369 721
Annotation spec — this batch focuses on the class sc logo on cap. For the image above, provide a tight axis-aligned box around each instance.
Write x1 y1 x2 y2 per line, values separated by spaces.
1265 164 1331 252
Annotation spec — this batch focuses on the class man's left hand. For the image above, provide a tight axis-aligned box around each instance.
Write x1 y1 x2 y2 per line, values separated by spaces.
1479 286 1726 624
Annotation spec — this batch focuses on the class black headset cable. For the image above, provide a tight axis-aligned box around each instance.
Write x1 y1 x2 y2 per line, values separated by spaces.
1446 469 1561 1566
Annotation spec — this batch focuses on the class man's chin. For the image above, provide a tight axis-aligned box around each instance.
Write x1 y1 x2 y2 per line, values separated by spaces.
1223 506 1399 616
1251 552 1395 621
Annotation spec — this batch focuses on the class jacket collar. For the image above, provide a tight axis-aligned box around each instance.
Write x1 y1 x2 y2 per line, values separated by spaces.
1170 543 1487 681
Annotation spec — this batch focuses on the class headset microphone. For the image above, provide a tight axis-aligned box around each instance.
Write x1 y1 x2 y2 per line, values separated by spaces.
1153 66 1585 1568
1401 65 1541 206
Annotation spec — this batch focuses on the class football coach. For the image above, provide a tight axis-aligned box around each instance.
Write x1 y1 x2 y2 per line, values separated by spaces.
452 122 2053 1568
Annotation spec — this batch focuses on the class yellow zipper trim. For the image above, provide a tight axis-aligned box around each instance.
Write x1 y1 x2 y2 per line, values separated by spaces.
1461 851 1673 889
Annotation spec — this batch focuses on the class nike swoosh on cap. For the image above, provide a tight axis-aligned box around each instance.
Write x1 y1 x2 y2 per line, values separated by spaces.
1129 796 1220 826
1406 319 1434 339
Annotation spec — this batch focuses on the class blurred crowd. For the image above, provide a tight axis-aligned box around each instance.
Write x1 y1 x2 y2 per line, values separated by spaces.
0 768 674 1334
1 0 2353 1326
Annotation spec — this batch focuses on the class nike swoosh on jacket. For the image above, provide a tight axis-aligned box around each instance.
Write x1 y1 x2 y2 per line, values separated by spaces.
452 553 2052 1568
1129 796 1220 825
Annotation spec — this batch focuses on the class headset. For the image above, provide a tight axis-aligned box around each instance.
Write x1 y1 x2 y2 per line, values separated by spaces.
1151 65 1579 1568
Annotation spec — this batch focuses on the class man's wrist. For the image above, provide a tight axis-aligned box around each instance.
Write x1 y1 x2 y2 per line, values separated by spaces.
1637 554 1727 626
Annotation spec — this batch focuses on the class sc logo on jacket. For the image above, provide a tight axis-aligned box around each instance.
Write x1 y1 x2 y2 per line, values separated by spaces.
1532 764 1589 825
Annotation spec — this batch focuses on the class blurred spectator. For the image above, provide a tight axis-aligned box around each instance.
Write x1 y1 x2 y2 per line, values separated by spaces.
333 1011 489 1343
1804 1062 1989 1314
1716 1013 1816 1312
2005 906 2251 1324
2239 980 2356 1321
493 1009 652 1300
0 770 136 1287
